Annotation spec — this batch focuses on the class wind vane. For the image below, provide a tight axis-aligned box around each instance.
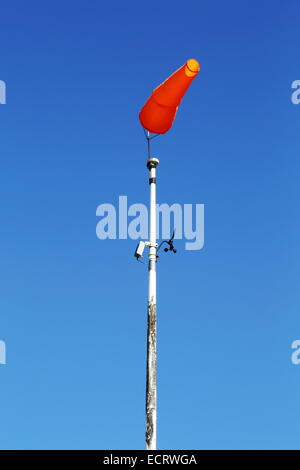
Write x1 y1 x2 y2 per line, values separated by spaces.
135 58 200 450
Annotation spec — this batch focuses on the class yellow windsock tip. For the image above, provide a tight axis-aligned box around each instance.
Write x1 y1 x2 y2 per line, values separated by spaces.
185 58 200 77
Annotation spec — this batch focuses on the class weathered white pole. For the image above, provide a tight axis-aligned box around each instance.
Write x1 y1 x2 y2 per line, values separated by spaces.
145 155 159 450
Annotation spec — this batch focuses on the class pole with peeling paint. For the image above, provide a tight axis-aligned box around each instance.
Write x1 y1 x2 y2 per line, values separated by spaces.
145 150 159 450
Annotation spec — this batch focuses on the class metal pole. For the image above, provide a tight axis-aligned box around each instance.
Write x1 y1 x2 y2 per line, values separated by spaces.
145 155 159 450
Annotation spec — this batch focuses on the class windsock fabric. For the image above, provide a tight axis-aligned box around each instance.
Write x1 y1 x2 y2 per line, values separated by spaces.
139 59 200 134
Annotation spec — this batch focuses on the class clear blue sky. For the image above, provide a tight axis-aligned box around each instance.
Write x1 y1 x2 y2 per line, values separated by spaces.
0 0 299 450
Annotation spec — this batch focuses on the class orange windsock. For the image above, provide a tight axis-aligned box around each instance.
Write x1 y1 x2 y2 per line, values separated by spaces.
139 59 200 134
